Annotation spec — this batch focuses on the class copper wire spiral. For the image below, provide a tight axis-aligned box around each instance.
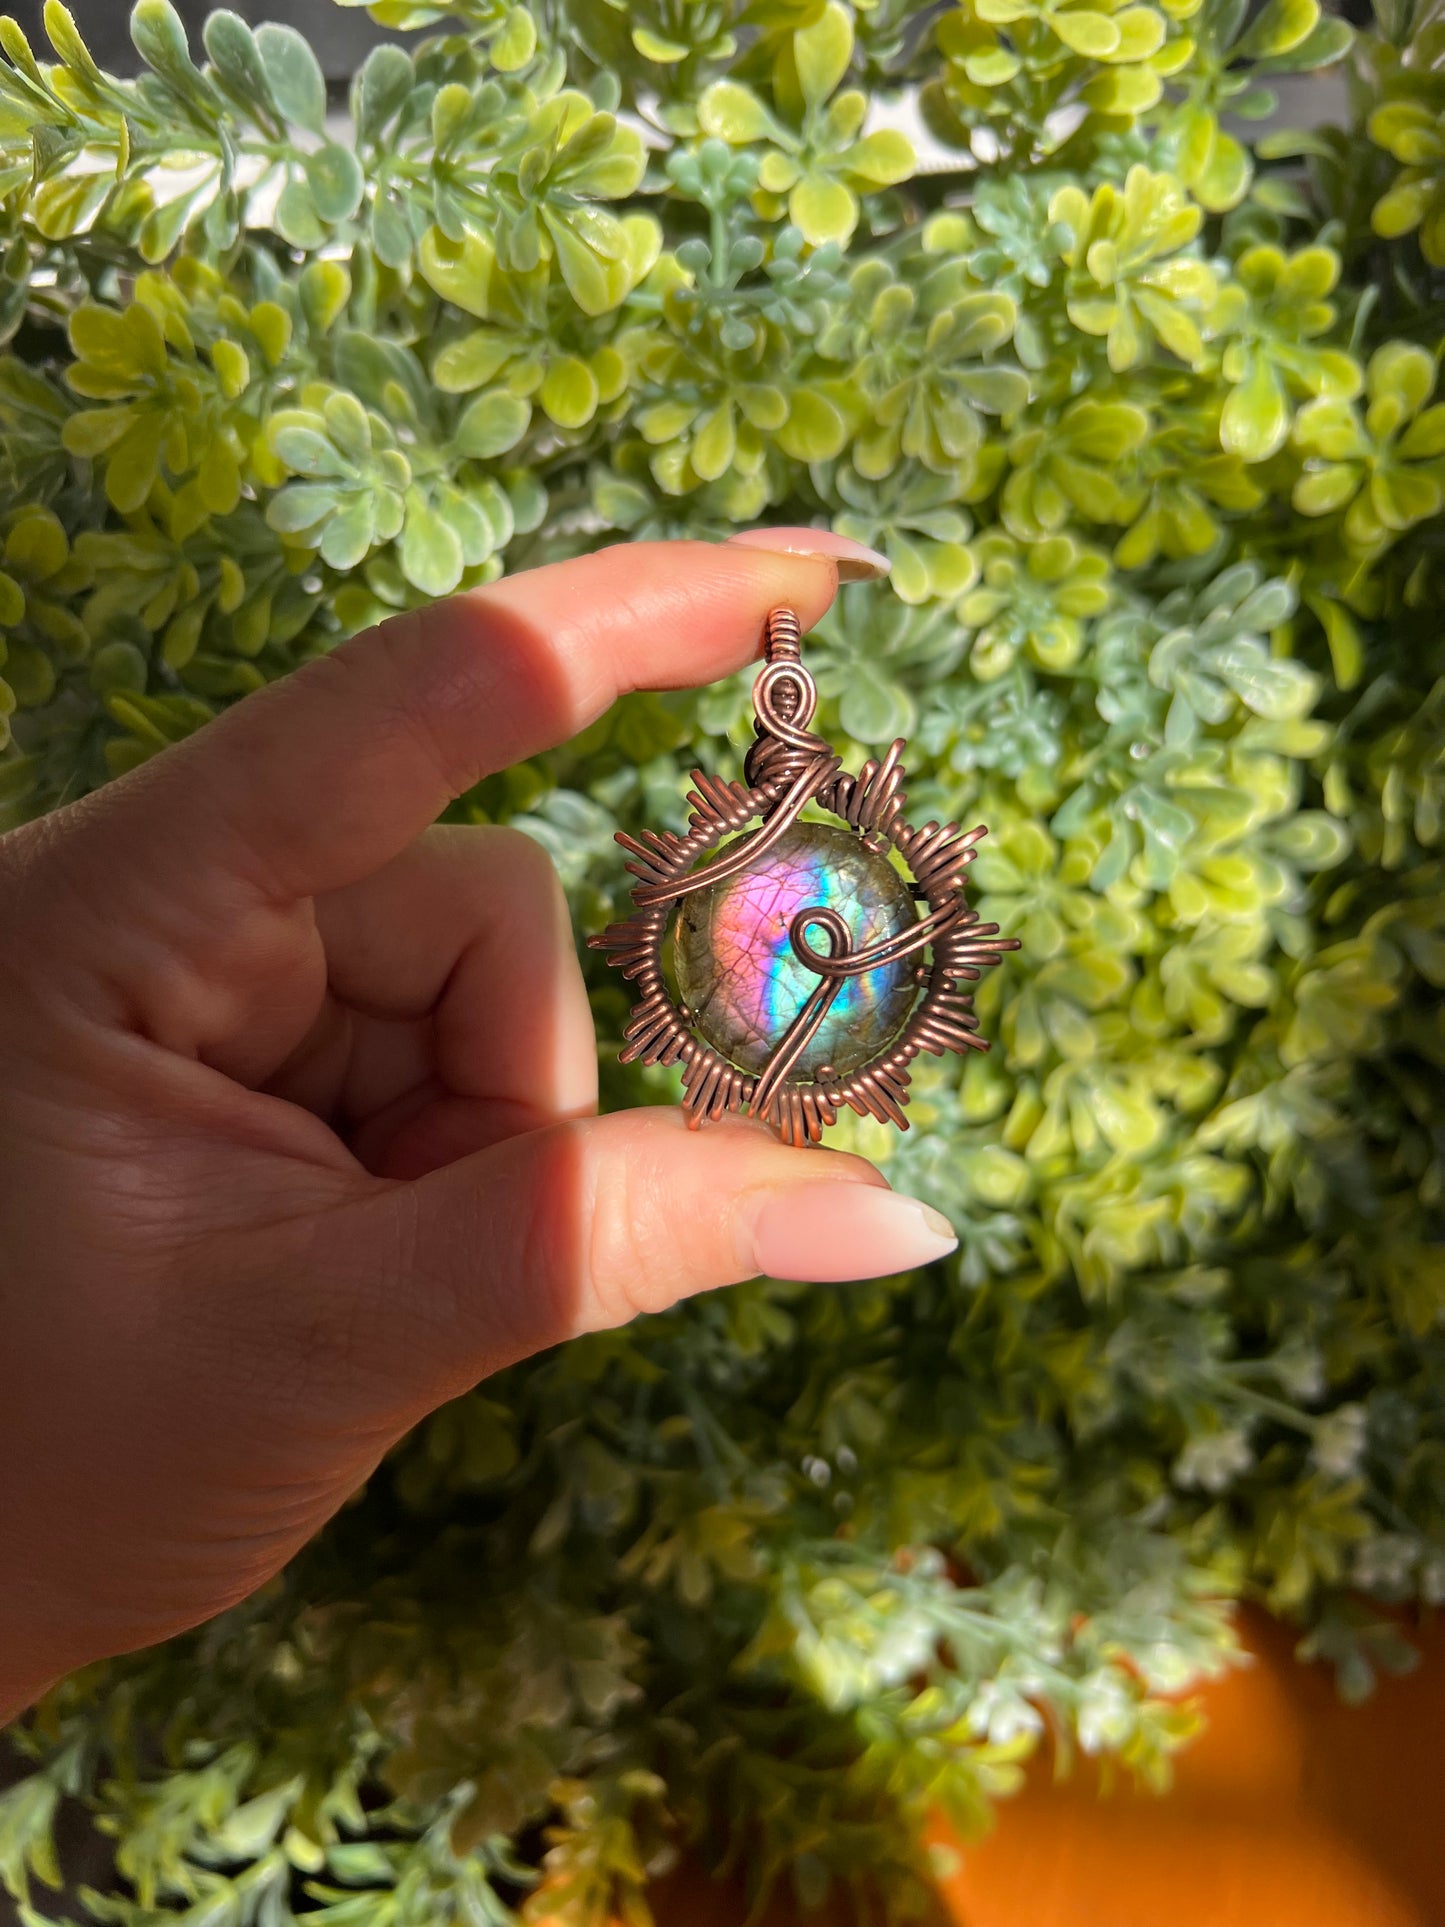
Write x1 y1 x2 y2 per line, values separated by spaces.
589 603 1020 1144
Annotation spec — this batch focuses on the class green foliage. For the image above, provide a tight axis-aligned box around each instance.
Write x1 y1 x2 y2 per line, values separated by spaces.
1365 0 1445 261
2 0 1444 1922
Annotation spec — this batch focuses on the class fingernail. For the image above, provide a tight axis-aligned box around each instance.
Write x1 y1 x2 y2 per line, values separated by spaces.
726 526 891 583
745 1182 957 1282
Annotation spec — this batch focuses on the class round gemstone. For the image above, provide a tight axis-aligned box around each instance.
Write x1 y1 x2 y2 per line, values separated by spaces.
672 820 919 1080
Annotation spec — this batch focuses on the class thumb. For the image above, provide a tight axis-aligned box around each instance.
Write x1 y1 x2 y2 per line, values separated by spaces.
329 1110 957 1407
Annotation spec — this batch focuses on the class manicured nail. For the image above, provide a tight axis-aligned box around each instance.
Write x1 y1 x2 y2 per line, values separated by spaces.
745 1182 957 1282
726 525 891 582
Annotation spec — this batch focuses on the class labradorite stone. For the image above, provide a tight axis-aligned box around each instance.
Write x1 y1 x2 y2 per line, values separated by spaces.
673 821 919 1080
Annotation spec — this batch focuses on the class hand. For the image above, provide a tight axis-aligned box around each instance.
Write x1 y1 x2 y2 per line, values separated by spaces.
0 536 957 1722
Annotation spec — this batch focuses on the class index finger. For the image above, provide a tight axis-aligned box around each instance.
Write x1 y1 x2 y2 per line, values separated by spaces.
95 538 843 906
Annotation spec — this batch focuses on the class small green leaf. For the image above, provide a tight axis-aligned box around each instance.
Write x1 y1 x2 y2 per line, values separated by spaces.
275 176 326 249
1292 464 1358 516
131 0 204 94
212 339 251 401
965 46 1021 84
5 511 68 583
839 666 912 743
1372 176 1431 239
90 638 148 695
432 82 473 153
300 260 352 335
139 192 196 264
353 42 412 141
1192 129 1251 210
1270 811 1350 868
1267 10 1352 67
106 417 165 514
1051 9 1121 56
272 424 348 478
1237 0 1318 60
1220 646 1317 719
492 5 536 70
539 355 599 430
305 143 364 224
197 436 241 515
776 389 846 461
401 493 464 598
372 189 413 270
203 10 273 113
1372 465 1440 529
1400 405 1445 459
420 229 495 320
960 367 1030 415
434 330 515 394
267 483 341 535
633 27 688 61
1307 593 1363 688
320 496 378 571
455 390 531 459
846 129 915 187
1368 341 1433 414
542 209 631 316
255 21 327 132
323 392 371 459
794 2 853 114
698 80 780 144
1112 5 1165 59
1222 355 1289 462
63 406 138 459
42 1 104 86
32 171 111 241
790 173 857 245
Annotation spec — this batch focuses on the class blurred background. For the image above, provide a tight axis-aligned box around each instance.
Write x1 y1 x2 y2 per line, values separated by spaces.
7 0 1356 132
9 0 397 76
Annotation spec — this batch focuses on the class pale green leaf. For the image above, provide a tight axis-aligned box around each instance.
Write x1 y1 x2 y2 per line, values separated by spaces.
255 21 326 132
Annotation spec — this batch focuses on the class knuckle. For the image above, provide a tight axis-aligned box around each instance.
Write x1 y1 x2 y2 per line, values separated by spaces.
314 616 483 802
430 820 566 926
486 823 563 900
580 1132 679 1329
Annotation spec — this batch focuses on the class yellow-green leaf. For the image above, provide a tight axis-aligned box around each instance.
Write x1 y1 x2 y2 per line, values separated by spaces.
775 388 847 461
698 80 779 145
790 172 858 245
1222 355 1289 462
539 354 599 429
1051 9 1121 56
419 229 497 320
1237 0 1318 59
794 1 853 114
492 6 536 70
455 390 531 458
211 338 251 399
632 26 688 61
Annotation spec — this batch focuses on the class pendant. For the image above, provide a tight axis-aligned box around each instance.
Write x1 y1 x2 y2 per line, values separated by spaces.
590 608 1020 1146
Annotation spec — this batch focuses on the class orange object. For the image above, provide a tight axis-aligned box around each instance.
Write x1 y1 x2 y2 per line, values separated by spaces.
938 1608 1445 1927
650 1609 1445 1927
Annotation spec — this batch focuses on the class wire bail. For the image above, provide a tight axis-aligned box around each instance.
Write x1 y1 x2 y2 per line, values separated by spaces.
745 606 828 792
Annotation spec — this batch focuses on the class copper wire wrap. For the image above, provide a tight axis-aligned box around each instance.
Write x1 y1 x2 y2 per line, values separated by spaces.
590 604 1021 1145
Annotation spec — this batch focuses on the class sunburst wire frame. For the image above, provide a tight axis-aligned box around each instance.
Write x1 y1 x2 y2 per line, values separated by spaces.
588 607 1021 1146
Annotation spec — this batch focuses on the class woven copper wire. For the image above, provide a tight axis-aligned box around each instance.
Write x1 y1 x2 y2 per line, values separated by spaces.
590 605 1019 1145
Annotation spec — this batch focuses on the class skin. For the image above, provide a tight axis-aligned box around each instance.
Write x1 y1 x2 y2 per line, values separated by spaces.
0 540 896 1723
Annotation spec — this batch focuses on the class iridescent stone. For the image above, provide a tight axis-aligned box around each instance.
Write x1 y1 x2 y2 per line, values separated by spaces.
673 820 919 1080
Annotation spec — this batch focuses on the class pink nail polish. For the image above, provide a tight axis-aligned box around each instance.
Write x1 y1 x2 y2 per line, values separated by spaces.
726 525 891 583
745 1182 957 1282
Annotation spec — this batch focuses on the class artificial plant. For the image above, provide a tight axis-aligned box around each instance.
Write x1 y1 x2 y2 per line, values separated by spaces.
0 0 1443 1920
